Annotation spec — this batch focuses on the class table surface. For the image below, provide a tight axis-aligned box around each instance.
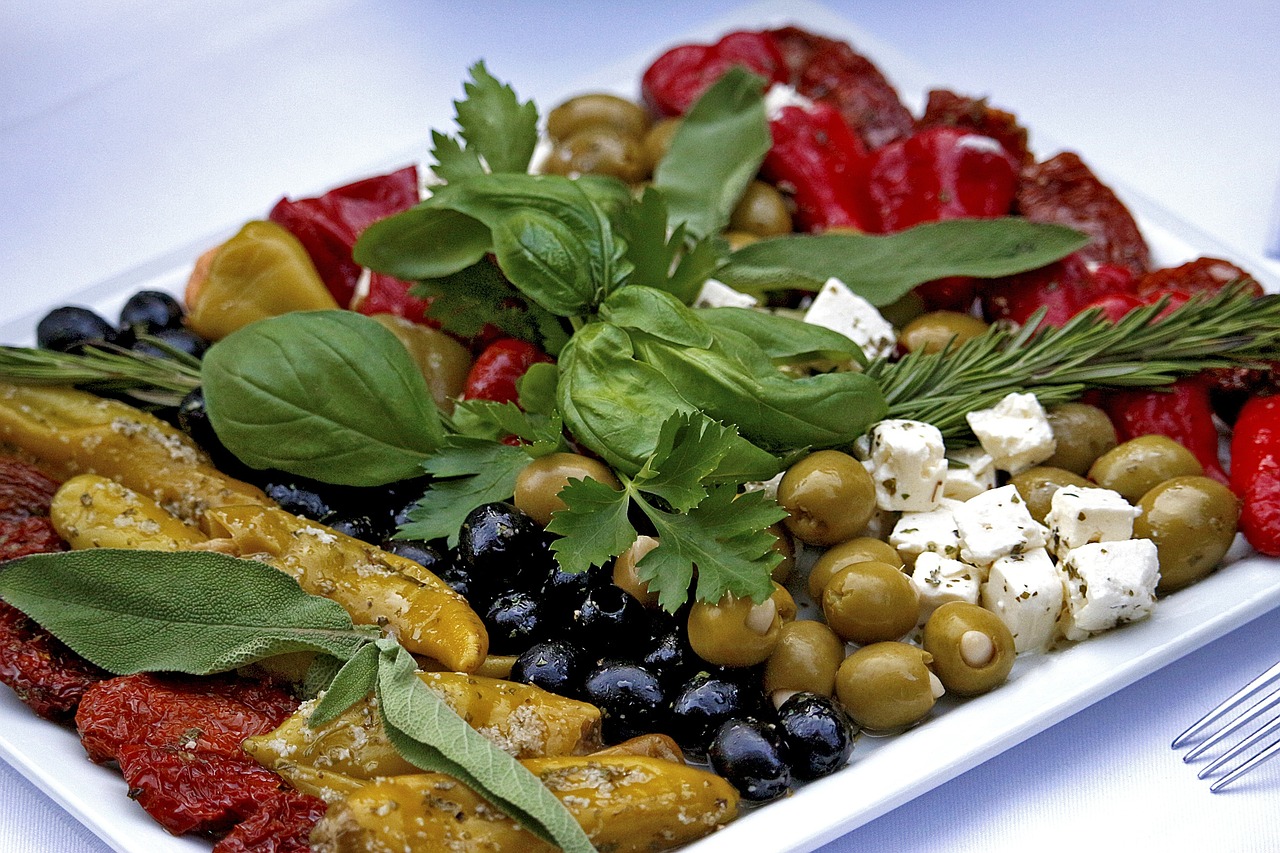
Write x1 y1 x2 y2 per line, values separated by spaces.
3 1 1280 851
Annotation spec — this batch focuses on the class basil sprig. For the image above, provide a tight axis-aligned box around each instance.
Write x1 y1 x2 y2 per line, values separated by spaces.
0 549 595 853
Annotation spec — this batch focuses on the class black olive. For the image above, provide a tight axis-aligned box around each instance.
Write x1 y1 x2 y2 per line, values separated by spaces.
327 513 386 544
539 562 608 622
775 692 856 780
708 717 791 802
174 387 257 477
668 672 754 758
484 590 543 655
131 327 208 360
381 539 451 575
568 584 649 653
36 306 118 353
119 290 185 333
457 502 552 596
510 640 587 698
262 480 341 522
436 560 478 603
640 627 693 686
582 660 666 743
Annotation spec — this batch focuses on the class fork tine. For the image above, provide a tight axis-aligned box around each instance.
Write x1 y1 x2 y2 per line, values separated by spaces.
1197 711 1280 779
1209 732 1280 792
1171 659 1280 748
1183 687 1280 762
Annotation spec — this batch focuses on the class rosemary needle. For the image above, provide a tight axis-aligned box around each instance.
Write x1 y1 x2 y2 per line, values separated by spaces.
0 338 201 408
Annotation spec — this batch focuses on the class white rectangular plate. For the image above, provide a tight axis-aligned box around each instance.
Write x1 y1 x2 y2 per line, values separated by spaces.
1 2 1277 852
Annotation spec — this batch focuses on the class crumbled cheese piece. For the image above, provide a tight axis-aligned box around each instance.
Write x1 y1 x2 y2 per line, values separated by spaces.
1045 486 1142 557
802 277 897 360
763 83 815 118
980 547 1063 654
692 278 759 309
954 484 1048 566
740 472 784 501
866 419 948 512
943 445 996 501
1056 539 1159 641
890 498 963 565
911 552 982 623
965 391 1057 474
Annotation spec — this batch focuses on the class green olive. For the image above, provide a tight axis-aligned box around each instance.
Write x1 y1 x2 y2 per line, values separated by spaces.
541 127 649 183
763 620 847 697
612 534 661 607
921 601 1016 696
807 537 904 600
821 561 919 644
1088 435 1205 503
878 290 927 329
771 582 798 623
728 181 793 237
687 593 782 667
367 314 472 416
720 230 760 250
1133 475 1240 593
778 450 876 546
898 311 990 355
546 93 650 142
1009 466 1092 525
513 452 621 525
768 523 796 584
835 642 940 732
641 117 681 171
1043 403 1118 475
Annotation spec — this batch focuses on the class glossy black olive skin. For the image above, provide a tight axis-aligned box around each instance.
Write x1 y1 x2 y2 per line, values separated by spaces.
641 626 694 687
708 717 791 802
484 590 543 655
131 327 208 360
539 561 608 622
381 539 451 575
327 513 386 544
776 692 856 780
668 673 754 758
510 640 588 698
36 306 119 352
435 560 478 603
582 660 666 743
457 502 552 596
119 290 185 332
568 584 649 654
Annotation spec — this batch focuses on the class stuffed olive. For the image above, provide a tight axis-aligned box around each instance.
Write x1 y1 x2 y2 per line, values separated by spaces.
778 450 876 546
921 601 1016 695
806 536 905 600
835 643 942 733
514 452 621 525
763 620 847 698
687 592 783 667
898 311 990 355
1043 402 1118 475
1010 466 1091 525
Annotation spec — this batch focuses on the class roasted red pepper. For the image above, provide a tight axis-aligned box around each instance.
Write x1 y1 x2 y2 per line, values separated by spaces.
917 89 1032 166
761 99 873 232
1101 377 1229 485
352 272 435 325
983 257 1137 327
1231 395 1280 556
268 165 420 309
641 30 789 117
462 338 555 405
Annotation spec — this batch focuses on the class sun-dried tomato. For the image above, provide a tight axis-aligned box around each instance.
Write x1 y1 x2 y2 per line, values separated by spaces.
0 601 108 722
1134 256 1262 304
981 256 1137 327
212 791 327 853
76 673 298 764
0 458 60 518
917 89 1032 166
0 515 66 561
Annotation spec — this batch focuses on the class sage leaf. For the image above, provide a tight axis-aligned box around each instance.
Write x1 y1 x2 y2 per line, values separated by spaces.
308 641 380 727
0 550 375 675
716 219 1090 305
374 641 594 853
203 311 443 487
654 67 771 239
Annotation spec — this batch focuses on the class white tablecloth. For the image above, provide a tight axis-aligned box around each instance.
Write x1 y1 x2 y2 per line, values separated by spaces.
2 1 1279 851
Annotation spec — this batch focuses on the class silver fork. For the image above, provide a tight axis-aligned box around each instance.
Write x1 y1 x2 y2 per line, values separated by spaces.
1172 660 1280 791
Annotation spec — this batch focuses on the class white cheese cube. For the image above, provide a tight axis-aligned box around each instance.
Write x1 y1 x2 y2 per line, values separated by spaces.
943 445 996 501
955 484 1048 566
965 392 1057 474
1056 539 1160 642
1045 486 1142 557
911 552 982 623
802 277 896 360
980 547 1063 654
692 278 760 309
890 498 964 566
866 419 948 512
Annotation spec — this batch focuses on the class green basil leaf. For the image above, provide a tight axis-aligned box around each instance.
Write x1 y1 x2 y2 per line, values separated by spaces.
600 285 713 348
516 362 559 416
491 209 597 316
654 67 771 239
0 550 375 675
716 219 1091 305
203 311 443 486
698 306 867 365
308 641 380 727
354 206 492 281
374 641 594 853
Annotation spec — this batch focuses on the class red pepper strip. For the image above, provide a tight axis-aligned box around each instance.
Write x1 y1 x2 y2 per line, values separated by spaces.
1101 377 1229 485
268 165 420 308
1230 395 1280 556
641 30 789 117
761 101 873 233
1079 291 1147 324
982 256 1136 327
462 338 554 406
353 273 435 325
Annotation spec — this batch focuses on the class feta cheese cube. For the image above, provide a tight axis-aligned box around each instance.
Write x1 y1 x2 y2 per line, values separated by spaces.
802 277 896 360
692 278 760 309
1044 486 1142 557
911 552 982 623
890 498 964 565
943 446 997 501
980 547 1064 654
866 419 948 512
955 484 1048 566
965 392 1057 474
1056 539 1160 642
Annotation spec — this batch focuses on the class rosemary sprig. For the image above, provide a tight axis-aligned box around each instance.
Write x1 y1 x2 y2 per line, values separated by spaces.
0 338 201 408
866 284 1280 440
